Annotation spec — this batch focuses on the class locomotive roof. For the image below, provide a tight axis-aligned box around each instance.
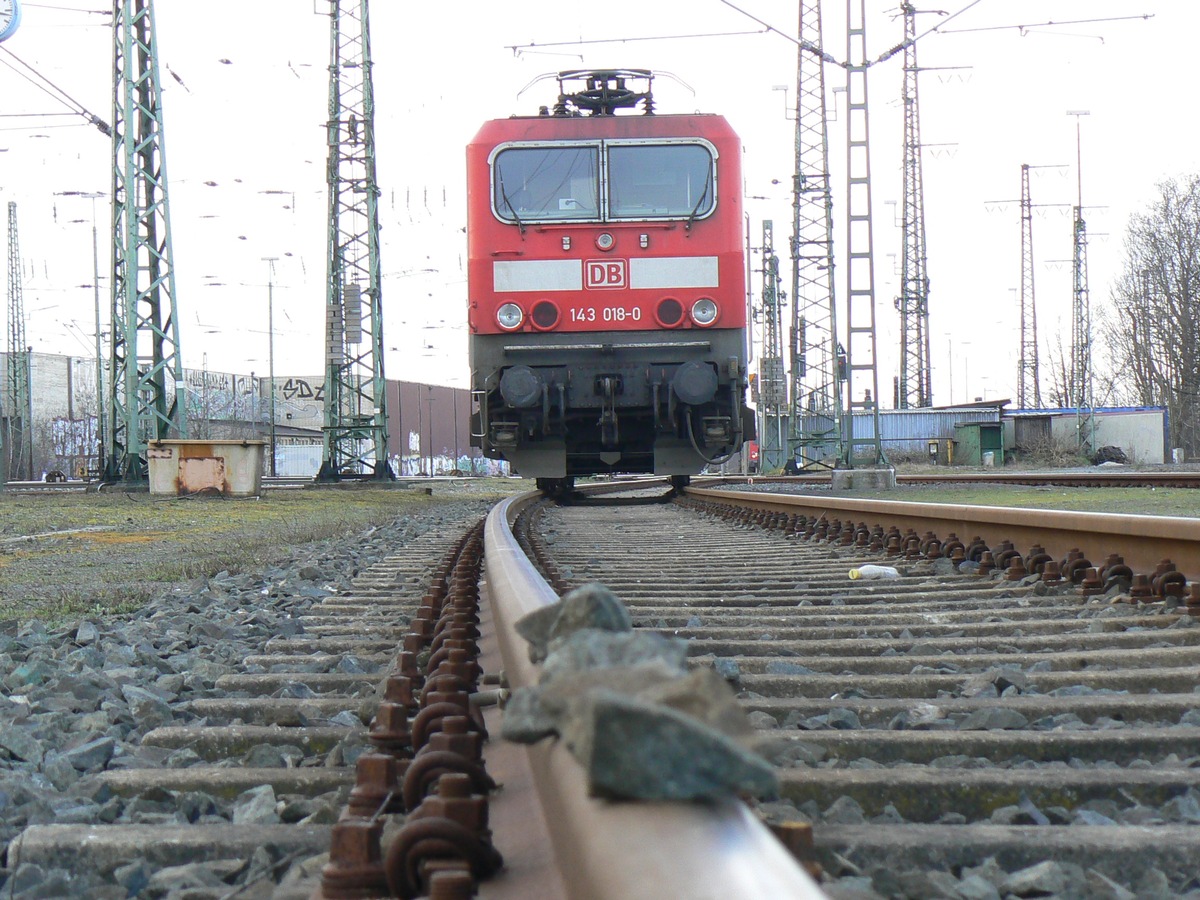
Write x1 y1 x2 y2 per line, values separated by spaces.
469 112 739 147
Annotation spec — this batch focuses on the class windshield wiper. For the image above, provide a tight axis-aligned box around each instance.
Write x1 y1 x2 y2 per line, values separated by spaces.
498 180 526 235
684 168 713 233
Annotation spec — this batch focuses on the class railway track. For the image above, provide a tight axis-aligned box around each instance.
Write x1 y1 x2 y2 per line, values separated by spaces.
705 469 1200 489
7 478 1200 898
511 484 1200 897
1 489 817 899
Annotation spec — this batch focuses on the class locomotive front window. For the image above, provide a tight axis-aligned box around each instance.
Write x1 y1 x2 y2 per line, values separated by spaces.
493 146 600 222
607 144 714 220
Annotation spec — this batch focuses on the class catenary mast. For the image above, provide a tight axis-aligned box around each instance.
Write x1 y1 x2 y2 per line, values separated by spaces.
841 0 886 467
105 0 187 482
789 0 843 468
1018 164 1041 408
896 1 931 409
758 221 786 471
317 0 393 481
1068 111 1093 451
6 201 33 480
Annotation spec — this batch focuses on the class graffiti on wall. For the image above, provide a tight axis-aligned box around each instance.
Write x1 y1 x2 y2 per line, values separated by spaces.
281 378 324 402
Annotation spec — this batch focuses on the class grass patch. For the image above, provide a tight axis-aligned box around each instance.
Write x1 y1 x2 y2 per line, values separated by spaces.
0 480 523 624
885 484 1200 518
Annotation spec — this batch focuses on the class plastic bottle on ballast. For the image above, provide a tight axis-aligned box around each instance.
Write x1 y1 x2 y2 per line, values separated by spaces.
848 565 901 580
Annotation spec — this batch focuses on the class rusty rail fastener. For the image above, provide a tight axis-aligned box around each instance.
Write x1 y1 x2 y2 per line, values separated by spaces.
384 774 503 899
1040 560 1063 586
346 752 406 819
1129 573 1153 602
320 817 390 899
1005 555 1028 581
1081 567 1104 597
1185 584 1200 617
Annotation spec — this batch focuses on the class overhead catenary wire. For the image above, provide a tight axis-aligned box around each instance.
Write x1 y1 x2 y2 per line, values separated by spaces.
941 14 1154 36
0 46 110 135
505 29 767 55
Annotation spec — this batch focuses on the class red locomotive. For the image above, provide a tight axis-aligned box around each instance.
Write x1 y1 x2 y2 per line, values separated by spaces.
467 69 753 491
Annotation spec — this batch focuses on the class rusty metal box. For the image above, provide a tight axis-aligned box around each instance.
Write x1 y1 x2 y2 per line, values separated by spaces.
147 440 266 497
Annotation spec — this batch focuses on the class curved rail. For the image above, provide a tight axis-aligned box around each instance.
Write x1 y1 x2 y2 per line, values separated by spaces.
687 485 1200 582
482 492 822 899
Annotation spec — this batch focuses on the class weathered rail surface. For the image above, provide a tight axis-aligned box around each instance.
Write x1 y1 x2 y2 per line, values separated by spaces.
516 485 1200 897
687 484 1200 586
704 469 1200 489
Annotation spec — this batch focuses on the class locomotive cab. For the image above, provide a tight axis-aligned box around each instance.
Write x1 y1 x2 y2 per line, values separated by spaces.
467 70 754 478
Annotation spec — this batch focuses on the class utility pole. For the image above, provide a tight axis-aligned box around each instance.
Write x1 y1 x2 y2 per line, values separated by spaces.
6 201 33 481
55 190 107 477
106 0 187 483
317 0 393 481
262 257 278 477
896 1 932 409
841 0 886 468
758 221 786 472
789 0 842 469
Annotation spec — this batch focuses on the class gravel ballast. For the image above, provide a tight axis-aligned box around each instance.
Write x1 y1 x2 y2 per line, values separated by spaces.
0 491 497 898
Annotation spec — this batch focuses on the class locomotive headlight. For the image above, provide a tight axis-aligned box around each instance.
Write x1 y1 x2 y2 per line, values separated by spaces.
690 297 719 327
496 302 524 331
595 232 615 251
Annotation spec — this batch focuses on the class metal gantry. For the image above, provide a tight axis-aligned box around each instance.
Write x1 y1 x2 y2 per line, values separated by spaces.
105 0 187 482
896 1 932 409
5 201 33 480
789 0 843 469
317 0 393 481
840 0 886 467
758 220 787 472
1017 164 1042 408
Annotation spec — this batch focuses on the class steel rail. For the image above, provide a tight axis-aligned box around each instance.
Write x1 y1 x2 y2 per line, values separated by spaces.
686 486 1200 582
482 492 822 900
699 470 1200 488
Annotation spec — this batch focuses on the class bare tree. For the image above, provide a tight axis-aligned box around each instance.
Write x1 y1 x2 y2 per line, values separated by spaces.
1103 175 1200 458
1041 330 1072 410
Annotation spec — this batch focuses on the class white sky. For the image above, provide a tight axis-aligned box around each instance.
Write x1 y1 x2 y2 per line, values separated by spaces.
0 1 1190 402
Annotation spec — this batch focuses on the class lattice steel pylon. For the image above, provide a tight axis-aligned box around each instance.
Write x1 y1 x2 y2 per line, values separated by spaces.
789 0 843 469
104 0 187 483
758 221 787 472
1017 164 1042 408
1067 112 1093 451
896 1 931 409
840 0 886 467
317 0 393 481
1070 206 1092 432
6 201 33 481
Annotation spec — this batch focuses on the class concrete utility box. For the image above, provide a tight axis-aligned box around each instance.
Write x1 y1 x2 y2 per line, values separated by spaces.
148 440 266 498
953 422 1003 467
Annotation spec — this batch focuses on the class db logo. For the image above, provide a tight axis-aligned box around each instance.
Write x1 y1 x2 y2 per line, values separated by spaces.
585 259 626 289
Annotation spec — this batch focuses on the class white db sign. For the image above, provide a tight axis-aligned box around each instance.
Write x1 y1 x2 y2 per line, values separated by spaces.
585 259 626 289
